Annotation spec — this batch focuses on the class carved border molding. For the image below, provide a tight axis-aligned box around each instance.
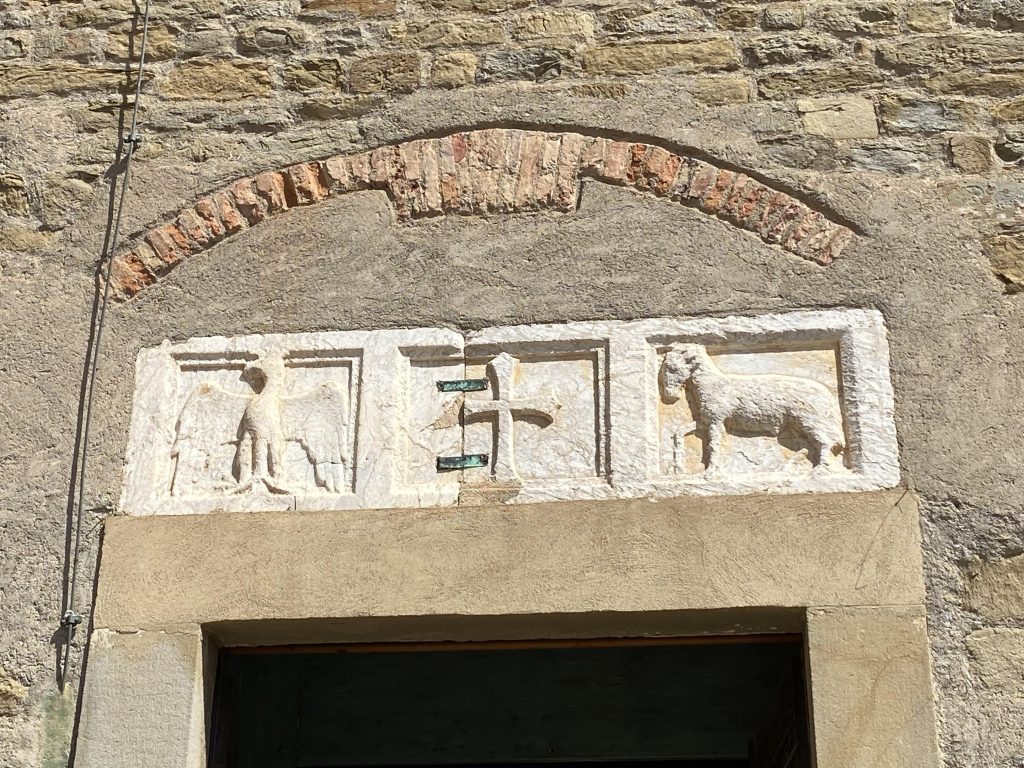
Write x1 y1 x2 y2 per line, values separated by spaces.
109 128 856 299
120 309 898 516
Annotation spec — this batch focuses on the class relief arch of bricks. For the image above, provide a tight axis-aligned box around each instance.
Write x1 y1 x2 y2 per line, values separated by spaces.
110 128 856 299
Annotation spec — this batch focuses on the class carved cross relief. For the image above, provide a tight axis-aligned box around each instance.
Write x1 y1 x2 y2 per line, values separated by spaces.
121 310 900 516
462 353 560 483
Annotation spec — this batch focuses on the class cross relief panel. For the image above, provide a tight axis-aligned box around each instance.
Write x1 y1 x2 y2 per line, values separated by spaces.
121 310 900 515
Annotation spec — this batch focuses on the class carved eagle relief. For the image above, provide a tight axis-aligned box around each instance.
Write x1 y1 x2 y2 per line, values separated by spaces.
170 352 349 497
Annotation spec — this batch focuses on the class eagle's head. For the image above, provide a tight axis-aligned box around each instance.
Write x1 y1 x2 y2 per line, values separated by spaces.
242 351 287 392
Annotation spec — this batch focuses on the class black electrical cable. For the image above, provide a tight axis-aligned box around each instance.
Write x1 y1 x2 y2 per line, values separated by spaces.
60 0 152 689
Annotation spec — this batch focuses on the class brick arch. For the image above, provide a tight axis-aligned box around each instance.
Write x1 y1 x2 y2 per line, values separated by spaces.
110 128 855 299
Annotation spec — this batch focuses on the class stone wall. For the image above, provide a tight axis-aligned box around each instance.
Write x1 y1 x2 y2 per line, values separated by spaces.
1 0 1023 766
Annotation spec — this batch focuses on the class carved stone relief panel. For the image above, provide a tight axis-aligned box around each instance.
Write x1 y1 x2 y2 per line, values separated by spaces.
120 310 899 515
461 340 611 502
121 329 463 515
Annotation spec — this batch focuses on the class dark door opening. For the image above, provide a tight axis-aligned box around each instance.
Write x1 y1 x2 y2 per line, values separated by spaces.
209 636 810 768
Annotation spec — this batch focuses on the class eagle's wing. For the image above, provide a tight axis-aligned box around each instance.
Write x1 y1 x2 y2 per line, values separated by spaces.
281 382 349 494
171 382 249 495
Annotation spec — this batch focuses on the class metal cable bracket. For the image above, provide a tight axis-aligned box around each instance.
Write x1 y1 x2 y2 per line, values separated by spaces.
58 0 153 695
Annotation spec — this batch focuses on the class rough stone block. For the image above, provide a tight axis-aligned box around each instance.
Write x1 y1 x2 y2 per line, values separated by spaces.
877 34 1024 71
877 95 979 134
422 0 529 9
0 667 27 716
992 96 1024 122
949 133 995 174
478 48 553 82
0 224 52 252
283 58 345 92
717 5 761 29
601 6 708 36
763 3 806 29
0 63 135 99
0 33 28 60
966 628 1024 691
743 34 839 66
924 70 1024 98
300 0 396 17
398 18 504 48
905 1 954 31
815 2 900 36
583 39 740 75
758 63 883 99
967 553 1024 617
510 10 595 44
799 97 879 139
61 0 224 27
105 22 177 61
0 173 29 217
431 52 478 88
238 21 309 54
299 94 382 119
161 58 272 100
178 22 232 58
350 52 421 93
806 607 941 768
693 77 751 105
75 628 206 768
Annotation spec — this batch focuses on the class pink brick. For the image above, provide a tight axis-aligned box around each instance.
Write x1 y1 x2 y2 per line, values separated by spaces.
555 133 585 209
783 210 825 253
642 148 681 196
514 132 545 209
531 134 561 209
212 191 248 233
230 178 267 224
286 163 328 204
603 141 631 184
451 132 468 164
193 197 226 239
420 139 443 215
131 240 164 275
438 136 469 214
176 208 213 249
493 131 523 212
699 170 740 215
762 197 808 244
756 192 795 238
110 251 155 298
814 225 854 264
254 172 289 213
723 179 771 226
349 153 372 187
681 162 719 204
579 136 610 174
323 156 355 192
369 146 395 187
144 223 191 266
626 143 649 185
